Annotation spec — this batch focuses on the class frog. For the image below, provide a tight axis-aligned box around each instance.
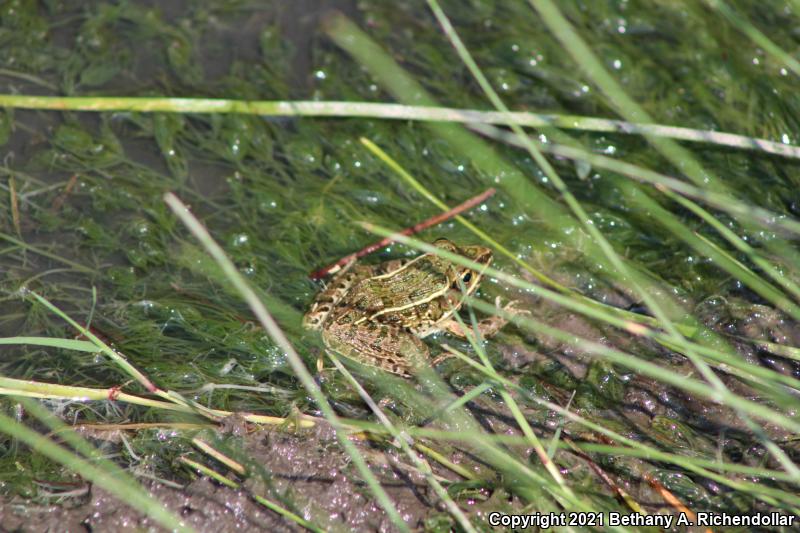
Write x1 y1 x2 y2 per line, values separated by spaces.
303 238 525 376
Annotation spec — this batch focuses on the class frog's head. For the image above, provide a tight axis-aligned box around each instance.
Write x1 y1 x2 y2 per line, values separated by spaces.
432 239 492 295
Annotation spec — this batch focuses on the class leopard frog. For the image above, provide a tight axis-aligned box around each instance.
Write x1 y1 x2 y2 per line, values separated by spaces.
304 238 517 376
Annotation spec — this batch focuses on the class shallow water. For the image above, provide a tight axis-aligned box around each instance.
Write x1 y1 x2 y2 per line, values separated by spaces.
1 1 799 530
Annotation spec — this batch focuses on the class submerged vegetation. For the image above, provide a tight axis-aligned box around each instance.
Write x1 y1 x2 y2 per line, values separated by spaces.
1 0 800 530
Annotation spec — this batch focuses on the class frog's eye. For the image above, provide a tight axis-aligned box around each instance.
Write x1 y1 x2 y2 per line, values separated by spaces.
452 270 475 290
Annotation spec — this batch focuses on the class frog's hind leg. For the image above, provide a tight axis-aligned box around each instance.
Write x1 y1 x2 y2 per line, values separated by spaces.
303 264 375 330
323 321 429 377
437 298 530 339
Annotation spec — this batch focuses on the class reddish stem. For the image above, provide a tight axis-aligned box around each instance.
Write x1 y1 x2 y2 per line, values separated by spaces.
51 174 79 212
310 187 496 279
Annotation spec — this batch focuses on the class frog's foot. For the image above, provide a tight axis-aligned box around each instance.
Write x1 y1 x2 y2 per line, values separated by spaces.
440 297 530 339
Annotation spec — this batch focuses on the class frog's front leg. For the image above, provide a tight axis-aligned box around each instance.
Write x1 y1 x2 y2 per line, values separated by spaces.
438 298 530 340
323 320 430 377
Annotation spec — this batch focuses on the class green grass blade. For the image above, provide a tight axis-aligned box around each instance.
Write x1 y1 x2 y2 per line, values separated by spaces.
27 291 159 393
705 0 800 77
0 336 99 352
425 0 800 478
163 193 410 533
0 408 195 532
328 353 478 533
0 95 796 159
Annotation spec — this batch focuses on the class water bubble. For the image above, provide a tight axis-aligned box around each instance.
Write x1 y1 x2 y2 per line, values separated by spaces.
139 300 155 310
259 199 278 211
231 233 249 247
132 219 152 236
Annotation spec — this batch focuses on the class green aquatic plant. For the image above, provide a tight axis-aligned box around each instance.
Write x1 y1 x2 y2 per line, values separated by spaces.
1 1 800 530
